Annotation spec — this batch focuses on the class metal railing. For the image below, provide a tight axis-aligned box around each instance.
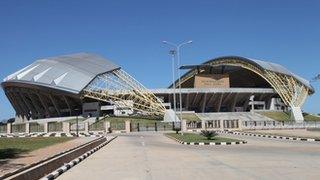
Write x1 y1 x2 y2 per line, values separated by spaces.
30 123 44 132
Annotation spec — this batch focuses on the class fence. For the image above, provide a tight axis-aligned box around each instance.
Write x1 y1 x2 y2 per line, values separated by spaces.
48 122 62 132
187 120 239 130
242 120 320 130
223 120 239 129
187 121 202 129
110 122 125 131
89 121 105 131
0 125 7 133
130 122 175 132
70 122 85 132
12 124 25 133
30 123 44 132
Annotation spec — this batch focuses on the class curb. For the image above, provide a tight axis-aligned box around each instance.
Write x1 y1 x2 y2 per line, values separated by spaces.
165 134 247 146
41 136 117 180
0 132 105 138
218 131 320 142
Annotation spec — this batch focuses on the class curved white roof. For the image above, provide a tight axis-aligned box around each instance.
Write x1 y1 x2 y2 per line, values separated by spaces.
248 58 312 90
180 56 314 93
3 53 120 94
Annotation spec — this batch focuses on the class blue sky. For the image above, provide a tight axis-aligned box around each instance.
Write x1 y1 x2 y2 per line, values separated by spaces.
0 0 319 119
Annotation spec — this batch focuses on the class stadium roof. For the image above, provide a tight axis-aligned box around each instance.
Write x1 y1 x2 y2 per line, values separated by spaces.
3 53 120 94
180 56 314 92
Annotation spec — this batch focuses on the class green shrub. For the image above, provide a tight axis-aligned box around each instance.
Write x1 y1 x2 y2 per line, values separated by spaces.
173 127 181 134
108 127 112 133
201 130 218 140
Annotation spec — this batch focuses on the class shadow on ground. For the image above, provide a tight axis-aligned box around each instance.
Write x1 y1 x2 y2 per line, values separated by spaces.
0 148 29 160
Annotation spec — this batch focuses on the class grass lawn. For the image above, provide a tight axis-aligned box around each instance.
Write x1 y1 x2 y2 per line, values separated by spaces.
105 117 159 124
304 114 320 121
257 111 291 121
166 133 242 143
258 111 320 121
0 137 74 159
180 113 201 122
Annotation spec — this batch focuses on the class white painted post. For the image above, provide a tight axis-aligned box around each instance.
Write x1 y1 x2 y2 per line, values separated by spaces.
84 122 89 133
220 119 224 131
62 122 70 133
238 119 242 131
181 119 187 132
125 120 131 133
7 123 12 134
25 122 30 134
44 122 48 133
105 121 111 133
201 120 206 130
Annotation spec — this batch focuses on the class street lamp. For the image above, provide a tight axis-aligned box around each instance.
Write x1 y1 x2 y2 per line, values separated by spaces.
311 74 320 82
163 40 193 122
311 74 320 116
169 50 177 122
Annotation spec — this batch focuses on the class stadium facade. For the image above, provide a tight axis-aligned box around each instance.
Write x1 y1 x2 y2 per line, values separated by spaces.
153 56 314 122
1 53 314 122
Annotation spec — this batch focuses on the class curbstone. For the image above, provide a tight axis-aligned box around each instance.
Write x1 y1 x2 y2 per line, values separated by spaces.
165 134 247 146
0 132 105 138
41 136 117 180
217 130 320 142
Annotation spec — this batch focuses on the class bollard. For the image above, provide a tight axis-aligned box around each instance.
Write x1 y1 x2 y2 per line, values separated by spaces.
44 122 48 133
181 120 187 132
105 121 111 133
155 122 157 131
25 122 30 134
84 122 89 133
7 123 12 134
125 120 130 133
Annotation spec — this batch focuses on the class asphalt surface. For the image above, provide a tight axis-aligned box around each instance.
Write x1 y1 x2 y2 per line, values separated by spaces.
57 132 320 180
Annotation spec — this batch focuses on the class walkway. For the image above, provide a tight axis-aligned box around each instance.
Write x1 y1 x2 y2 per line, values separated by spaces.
58 132 320 180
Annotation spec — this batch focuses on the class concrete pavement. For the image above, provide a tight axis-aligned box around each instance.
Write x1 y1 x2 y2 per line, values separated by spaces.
58 132 320 180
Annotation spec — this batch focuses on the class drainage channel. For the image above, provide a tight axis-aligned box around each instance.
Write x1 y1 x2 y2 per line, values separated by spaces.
4 136 117 180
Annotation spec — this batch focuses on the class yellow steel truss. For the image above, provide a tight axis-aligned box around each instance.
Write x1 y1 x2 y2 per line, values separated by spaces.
177 58 310 108
81 69 166 117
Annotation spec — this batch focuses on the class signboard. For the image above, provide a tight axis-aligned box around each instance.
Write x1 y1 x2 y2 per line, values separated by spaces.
194 74 230 88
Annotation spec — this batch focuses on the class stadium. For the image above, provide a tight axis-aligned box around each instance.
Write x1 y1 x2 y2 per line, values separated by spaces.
1 53 315 123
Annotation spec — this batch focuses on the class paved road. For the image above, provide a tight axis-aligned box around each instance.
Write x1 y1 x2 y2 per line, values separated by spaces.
58 132 320 180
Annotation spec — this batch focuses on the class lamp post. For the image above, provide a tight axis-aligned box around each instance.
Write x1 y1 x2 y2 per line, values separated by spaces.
311 74 320 116
311 74 320 82
163 40 193 122
169 50 177 122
